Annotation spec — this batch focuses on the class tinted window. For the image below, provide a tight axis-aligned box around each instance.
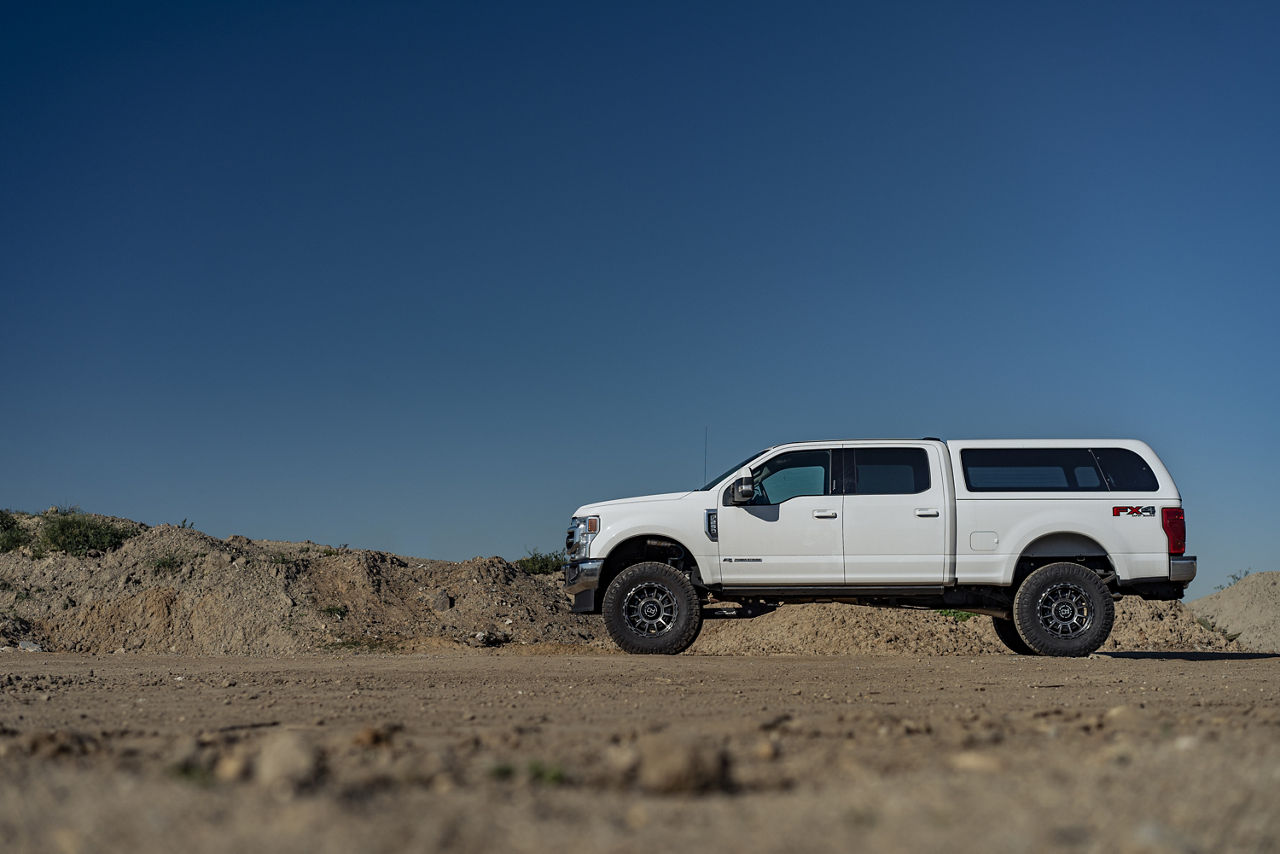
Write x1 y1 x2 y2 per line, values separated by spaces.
1092 448 1159 491
750 450 831 505
844 448 931 495
962 449 1107 492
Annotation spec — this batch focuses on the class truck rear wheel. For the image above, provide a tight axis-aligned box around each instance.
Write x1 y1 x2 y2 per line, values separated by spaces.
1013 562 1115 657
991 616 1036 655
602 562 703 655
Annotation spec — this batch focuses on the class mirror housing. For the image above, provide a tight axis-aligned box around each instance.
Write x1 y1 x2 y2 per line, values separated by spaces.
729 475 754 505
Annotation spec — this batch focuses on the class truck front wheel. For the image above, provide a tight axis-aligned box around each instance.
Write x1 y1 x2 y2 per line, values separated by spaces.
602 562 703 655
1013 562 1115 657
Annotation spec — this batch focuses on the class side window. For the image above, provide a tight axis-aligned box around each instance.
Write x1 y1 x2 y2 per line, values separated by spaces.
750 450 832 505
961 449 1107 492
1092 448 1159 491
843 448 931 495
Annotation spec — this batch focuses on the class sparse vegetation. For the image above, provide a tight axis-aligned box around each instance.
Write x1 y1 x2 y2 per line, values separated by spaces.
937 609 976 622
152 553 184 573
515 548 565 576
526 760 567 785
323 637 393 652
39 513 133 556
0 510 31 553
1215 569 1252 592
321 605 349 620
269 552 292 565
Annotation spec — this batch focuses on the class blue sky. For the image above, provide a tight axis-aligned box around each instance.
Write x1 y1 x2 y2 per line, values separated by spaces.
3 1 1277 598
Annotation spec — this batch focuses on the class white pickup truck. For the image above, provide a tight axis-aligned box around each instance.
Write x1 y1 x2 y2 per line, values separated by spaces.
563 439 1196 657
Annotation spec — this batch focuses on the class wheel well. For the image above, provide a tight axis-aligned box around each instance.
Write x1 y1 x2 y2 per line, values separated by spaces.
1012 533 1115 591
598 536 701 604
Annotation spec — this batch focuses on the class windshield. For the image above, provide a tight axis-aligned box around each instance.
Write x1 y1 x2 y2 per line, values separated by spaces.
699 448 769 492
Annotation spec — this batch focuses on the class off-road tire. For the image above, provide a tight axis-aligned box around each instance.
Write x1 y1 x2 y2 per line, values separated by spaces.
1013 562 1115 657
991 615 1037 655
602 562 703 655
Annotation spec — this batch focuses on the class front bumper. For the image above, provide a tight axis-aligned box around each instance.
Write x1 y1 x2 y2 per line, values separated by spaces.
564 559 603 595
564 559 603 614
1170 556 1197 583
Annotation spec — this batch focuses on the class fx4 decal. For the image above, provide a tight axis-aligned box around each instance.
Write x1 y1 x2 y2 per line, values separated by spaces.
1113 506 1156 517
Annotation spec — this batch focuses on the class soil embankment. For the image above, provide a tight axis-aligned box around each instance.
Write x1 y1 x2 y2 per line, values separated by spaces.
0 512 1250 655
1188 571 1280 652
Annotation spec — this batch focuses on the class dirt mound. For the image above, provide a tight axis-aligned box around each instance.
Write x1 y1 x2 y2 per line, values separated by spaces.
0 514 605 654
0 511 1251 657
1188 572 1280 652
692 597 1243 656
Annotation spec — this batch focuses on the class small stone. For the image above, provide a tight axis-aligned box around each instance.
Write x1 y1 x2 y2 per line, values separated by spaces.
18 641 42 652
947 751 1004 773
603 744 640 779
353 723 402 748
255 732 320 790
752 739 780 761
214 753 249 782
431 592 453 611
634 735 729 794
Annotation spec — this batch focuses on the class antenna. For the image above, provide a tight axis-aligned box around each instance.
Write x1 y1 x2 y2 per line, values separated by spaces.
703 425 709 484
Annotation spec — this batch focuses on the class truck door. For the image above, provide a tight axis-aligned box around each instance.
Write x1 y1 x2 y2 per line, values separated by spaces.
842 445 947 584
717 448 845 585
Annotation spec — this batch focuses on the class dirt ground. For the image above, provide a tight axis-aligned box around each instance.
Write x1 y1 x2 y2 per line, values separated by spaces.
3 649 1277 854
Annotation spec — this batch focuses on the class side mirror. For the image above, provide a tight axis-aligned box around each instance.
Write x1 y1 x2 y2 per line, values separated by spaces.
730 476 754 505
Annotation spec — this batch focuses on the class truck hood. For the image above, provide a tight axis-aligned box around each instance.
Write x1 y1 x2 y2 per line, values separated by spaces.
574 492 694 516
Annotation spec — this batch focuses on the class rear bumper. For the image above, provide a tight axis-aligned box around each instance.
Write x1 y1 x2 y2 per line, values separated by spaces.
1170 555 1197 583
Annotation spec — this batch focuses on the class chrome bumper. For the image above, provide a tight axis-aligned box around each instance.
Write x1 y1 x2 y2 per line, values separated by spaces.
1170 556 1197 583
564 559 604 595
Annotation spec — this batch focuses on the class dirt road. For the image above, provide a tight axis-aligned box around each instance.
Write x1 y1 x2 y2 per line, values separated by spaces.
2 650 1277 853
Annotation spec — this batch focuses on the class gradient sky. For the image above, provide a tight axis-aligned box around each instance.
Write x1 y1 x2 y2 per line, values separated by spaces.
3 1 1277 597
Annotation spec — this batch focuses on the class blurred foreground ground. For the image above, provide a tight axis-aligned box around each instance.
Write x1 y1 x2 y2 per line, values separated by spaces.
2 650 1277 853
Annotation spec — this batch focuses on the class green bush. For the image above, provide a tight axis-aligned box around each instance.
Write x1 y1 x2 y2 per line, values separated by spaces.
40 514 132 556
0 511 31 553
152 553 184 573
515 548 566 575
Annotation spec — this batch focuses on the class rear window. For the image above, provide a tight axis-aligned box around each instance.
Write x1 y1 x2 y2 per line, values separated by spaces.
961 448 1159 492
1092 448 1159 491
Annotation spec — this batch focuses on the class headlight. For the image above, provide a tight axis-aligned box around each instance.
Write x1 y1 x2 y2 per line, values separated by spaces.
566 515 601 558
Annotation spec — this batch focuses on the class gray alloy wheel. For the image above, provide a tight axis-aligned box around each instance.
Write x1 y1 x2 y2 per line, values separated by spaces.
602 562 703 655
1013 562 1115 657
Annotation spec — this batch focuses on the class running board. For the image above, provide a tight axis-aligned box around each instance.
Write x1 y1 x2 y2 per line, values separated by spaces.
714 585 946 599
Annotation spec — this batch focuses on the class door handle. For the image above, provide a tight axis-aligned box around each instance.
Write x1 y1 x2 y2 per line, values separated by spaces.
914 508 940 517
813 510 838 519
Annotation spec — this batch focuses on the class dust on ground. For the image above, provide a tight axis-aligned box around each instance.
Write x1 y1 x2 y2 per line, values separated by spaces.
1 652 1277 854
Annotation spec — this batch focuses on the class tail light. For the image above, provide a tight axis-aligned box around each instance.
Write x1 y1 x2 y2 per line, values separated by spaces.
1162 508 1186 556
